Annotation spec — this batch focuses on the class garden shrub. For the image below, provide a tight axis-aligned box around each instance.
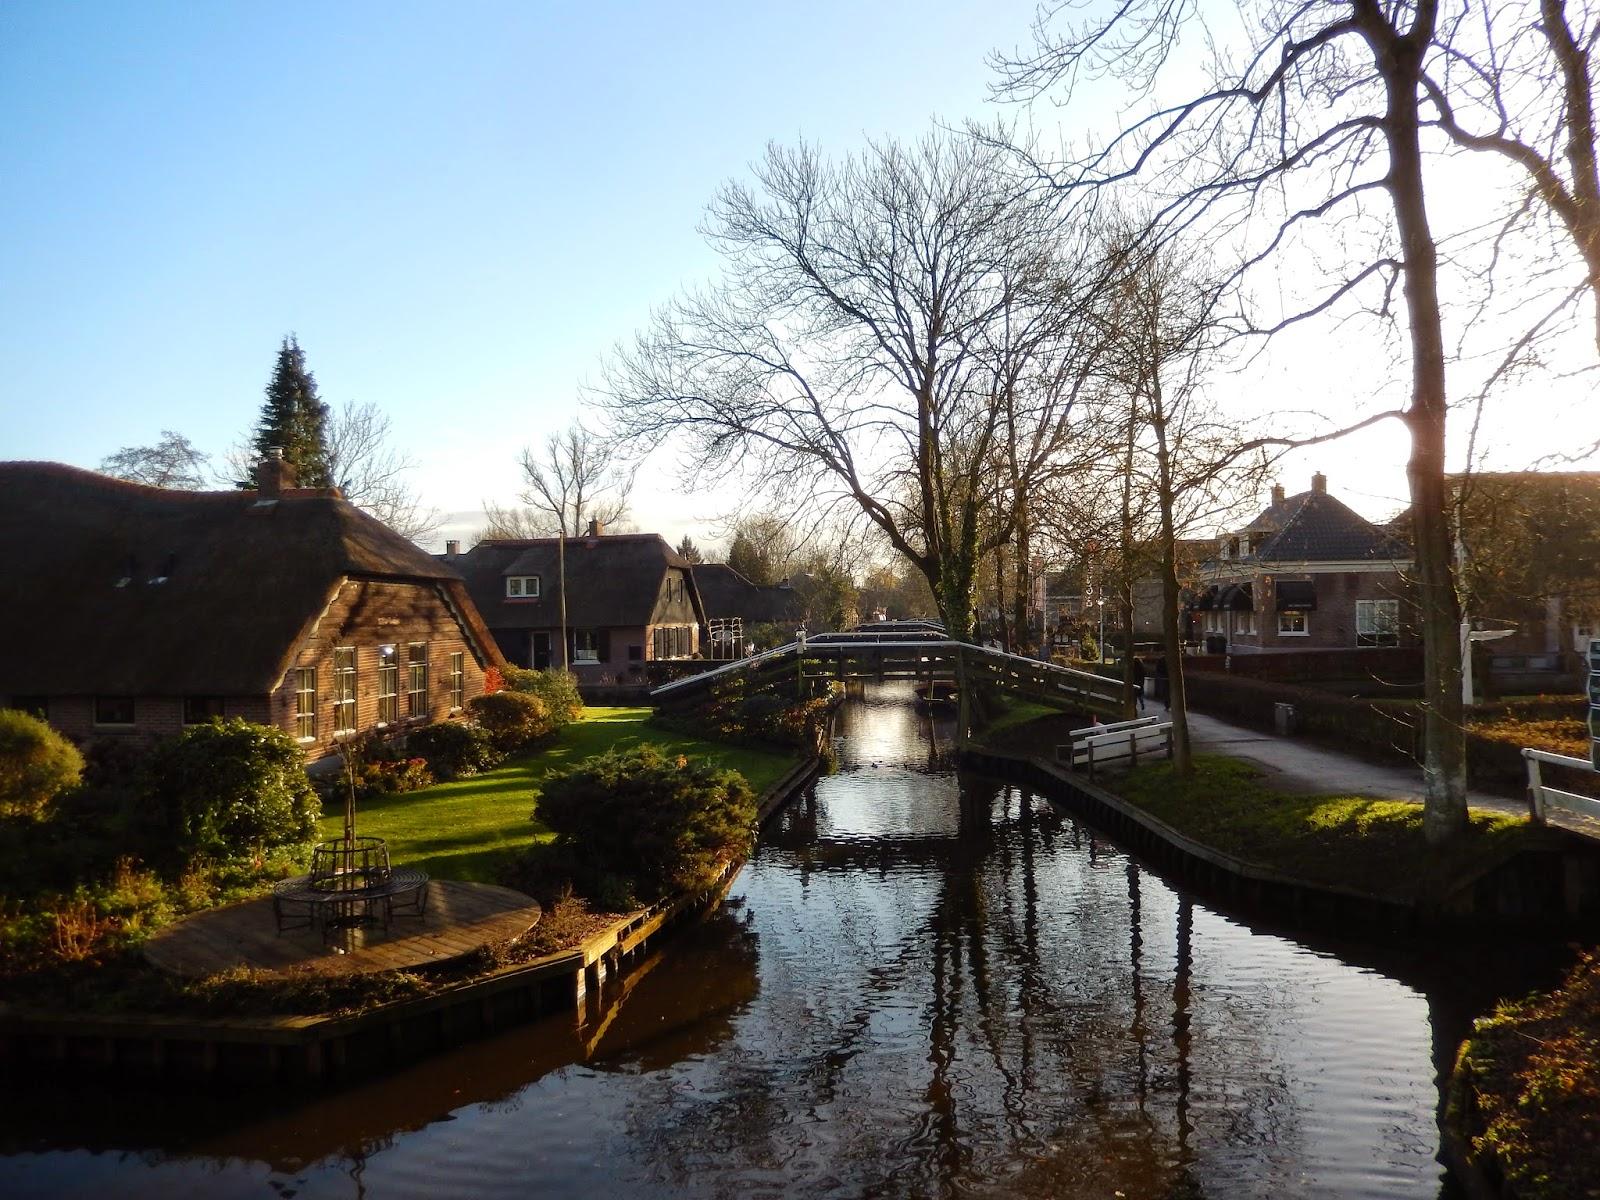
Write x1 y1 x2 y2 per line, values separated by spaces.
658 676 834 751
138 719 320 866
0 709 84 820
501 667 584 725
406 721 504 779
537 745 756 902
467 690 556 753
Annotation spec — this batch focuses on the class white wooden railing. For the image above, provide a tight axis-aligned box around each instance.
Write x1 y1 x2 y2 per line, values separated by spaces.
1523 747 1600 826
1057 716 1173 779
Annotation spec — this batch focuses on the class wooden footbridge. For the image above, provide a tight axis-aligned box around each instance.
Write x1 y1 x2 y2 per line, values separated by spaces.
651 627 1126 723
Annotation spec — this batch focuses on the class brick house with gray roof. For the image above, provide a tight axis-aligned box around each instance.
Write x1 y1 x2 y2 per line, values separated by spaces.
1190 473 1416 654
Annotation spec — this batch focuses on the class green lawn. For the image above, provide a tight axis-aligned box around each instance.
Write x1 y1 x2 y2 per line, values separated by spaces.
1112 755 1560 902
321 708 799 883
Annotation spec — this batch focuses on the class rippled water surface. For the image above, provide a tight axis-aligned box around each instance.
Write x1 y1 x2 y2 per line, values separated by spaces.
0 685 1563 1199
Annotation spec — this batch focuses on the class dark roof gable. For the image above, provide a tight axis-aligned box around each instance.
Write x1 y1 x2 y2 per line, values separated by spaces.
0 461 485 696
692 563 806 624
1245 488 1410 563
447 533 701 630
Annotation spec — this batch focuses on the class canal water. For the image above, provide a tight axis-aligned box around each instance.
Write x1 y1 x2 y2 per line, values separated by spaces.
0 684 1564 1199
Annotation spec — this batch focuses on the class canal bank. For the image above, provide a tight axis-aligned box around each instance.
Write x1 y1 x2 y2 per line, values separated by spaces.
0 683 1576 1199
959 744 1600 932
0 756 823 1086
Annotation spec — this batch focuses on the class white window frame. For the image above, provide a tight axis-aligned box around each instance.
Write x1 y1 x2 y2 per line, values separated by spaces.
295 667 317 741
1278 611 1310 636
377 644 399 725
407 642 429 718
449 651 464 710
505 575 541 598
574 629 600 663
332 647 357 734
1356 598 1400 646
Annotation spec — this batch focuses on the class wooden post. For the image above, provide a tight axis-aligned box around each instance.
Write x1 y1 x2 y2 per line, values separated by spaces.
955 649 971 747
1525 751 1545 823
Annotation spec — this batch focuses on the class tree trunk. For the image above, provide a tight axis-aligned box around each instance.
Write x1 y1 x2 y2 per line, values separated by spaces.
1368 4 1468 843
994 547 1012 651
1151 414 1192 773
1012 500 1034 657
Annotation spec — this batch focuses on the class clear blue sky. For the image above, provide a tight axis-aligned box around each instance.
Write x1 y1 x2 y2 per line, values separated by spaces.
0 0 1038 543
4 1 1585 551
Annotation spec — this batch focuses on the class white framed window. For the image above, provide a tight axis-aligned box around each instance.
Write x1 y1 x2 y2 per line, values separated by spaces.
377 644 398 724
574 629 600 663
449 651 464 710
1356 598 1400 646
295 668 317 740
505 575 541 598
1278 611 1309 636
333 647 357 734
407 643 429 717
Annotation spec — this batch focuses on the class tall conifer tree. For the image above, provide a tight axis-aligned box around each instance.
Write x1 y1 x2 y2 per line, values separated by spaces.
250 336 332 487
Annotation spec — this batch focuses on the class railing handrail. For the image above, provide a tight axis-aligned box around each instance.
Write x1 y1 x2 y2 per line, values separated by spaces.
1522 746 1597 772
1073 721 1173 752
1064 715 1161 743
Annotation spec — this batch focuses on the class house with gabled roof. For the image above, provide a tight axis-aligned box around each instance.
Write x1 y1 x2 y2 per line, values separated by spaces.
444 525 704 693
1190 473 1416 654
0 459 502 758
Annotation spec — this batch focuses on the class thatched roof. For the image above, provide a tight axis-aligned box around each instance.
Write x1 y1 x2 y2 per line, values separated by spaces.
692 563 805 624
0 461 494 696
447 533 702 630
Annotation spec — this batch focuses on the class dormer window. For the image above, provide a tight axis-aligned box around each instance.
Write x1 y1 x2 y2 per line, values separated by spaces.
506 575 541 598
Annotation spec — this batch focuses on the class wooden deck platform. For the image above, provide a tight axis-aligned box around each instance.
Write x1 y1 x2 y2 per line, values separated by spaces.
142 881 541 979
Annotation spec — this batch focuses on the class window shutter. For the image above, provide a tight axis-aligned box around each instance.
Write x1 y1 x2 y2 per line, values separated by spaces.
598 629 612 662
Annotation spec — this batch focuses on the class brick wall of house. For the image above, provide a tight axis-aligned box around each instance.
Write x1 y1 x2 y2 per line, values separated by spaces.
13 695 273 750
1199 569 1416 653
267 578 490 760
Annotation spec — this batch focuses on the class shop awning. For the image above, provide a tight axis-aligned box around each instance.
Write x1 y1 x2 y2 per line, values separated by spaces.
1275 580 1317 612
1218 582 1254 611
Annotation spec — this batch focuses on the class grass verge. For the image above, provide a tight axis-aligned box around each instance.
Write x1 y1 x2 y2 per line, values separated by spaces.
1109 755 1559 902
1451 949 1600 1200
319 707 798 882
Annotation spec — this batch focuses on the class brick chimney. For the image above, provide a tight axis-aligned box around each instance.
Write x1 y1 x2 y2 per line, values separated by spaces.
255 448 296 497
445 539 460 556
1311 472 1327 494
1271 483 1285 505
586 518 604 537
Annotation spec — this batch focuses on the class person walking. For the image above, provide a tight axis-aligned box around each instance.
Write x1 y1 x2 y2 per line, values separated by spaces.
1131 656 1147 712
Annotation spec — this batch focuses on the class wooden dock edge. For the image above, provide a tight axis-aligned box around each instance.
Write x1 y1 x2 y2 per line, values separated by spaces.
0 748 822 1086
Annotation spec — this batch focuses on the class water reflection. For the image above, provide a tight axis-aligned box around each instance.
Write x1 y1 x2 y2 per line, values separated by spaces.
0 682 1567 1200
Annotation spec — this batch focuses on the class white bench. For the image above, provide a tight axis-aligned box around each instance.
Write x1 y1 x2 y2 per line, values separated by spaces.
1057 716 1173 779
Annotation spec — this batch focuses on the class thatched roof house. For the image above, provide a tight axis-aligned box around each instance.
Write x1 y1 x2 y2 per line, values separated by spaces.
0 460 500 756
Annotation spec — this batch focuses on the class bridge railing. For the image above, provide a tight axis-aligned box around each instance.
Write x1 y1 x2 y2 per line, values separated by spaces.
649 636 1126 716
1523 747 1600 827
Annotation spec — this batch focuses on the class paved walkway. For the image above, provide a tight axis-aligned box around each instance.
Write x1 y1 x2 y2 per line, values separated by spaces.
1179 708 1527 818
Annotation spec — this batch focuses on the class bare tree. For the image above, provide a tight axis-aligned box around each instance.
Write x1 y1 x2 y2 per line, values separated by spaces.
996 0 1472 841
225 401 439 541
325 402 440 542
516 423 633 537
99 430 210 489
478 500 548 541
601 130 1099 641
1423 1 1600 353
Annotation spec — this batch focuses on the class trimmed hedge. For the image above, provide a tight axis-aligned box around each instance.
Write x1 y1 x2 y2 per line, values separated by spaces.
501 667 584 725
138 719 320 866
406 721 503 780
0 709 83 820
467 690 556 753
536 744 757 903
